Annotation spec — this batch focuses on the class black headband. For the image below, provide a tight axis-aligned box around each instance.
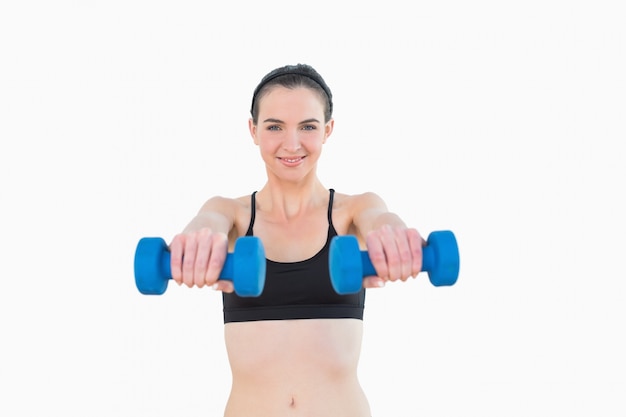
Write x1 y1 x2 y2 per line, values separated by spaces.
250 64 333 116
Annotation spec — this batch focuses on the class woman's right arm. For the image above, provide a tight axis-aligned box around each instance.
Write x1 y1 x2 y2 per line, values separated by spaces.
169 197 237 293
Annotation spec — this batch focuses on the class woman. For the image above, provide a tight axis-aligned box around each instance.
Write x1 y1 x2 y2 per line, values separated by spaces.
169 63 424 417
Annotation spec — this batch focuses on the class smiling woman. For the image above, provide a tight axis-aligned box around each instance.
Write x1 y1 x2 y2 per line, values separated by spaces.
167 63 426 417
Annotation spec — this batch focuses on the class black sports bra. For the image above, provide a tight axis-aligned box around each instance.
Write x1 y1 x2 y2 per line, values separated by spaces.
222 189 366 323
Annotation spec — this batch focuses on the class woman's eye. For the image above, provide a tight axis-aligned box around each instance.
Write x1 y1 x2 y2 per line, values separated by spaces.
301 125 316 131
267 125 281 131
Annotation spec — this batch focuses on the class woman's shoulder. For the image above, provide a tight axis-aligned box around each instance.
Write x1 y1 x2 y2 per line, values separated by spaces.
332 190 387 211
331 190 388 235
195 194 255 238
196 194 255 218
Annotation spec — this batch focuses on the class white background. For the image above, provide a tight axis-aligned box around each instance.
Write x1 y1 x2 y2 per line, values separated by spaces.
1 1 624 416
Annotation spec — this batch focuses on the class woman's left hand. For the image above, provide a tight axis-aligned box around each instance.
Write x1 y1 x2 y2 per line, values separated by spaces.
362 225 424 288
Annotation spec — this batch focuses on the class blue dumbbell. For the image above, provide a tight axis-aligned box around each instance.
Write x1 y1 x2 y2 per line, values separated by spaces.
329 230 460 294
134 236 266 297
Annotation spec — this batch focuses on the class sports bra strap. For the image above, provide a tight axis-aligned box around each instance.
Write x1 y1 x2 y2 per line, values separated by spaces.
245 191 257 237
327 188 335 226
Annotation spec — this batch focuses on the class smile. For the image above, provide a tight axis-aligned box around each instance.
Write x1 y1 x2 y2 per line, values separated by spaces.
279 156 305 164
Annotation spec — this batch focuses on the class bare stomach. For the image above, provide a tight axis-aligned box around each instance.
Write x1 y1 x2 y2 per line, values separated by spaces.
223 319 371 417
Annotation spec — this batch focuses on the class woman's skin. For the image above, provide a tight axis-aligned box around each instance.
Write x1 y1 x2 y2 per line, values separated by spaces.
168 83 423 416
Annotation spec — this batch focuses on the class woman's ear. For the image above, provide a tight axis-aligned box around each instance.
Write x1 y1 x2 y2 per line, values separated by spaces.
249 118 259 145
323 119 334 144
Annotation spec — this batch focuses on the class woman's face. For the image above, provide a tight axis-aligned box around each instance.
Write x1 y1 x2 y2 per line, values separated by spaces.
250 86 334 183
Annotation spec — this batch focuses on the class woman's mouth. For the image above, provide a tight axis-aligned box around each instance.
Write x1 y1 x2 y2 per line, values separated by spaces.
278 156 305 166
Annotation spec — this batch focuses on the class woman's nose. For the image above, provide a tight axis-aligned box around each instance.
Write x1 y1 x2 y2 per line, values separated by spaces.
282 130 301 152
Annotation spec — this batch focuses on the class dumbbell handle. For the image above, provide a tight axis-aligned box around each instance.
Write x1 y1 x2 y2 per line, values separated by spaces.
156 248 236 282
357 245 436 277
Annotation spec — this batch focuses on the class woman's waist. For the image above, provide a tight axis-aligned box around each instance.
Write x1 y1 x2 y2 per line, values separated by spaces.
225 318 363 379
225 383 370 417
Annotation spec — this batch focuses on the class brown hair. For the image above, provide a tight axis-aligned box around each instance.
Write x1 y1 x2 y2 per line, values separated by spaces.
250 63 333 124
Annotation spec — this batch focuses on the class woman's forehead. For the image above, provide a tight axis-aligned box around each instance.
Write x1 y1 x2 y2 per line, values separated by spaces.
257 87 326 118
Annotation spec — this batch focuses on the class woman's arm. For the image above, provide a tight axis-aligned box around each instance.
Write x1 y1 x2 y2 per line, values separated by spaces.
351 192 424 288
169 196 238 293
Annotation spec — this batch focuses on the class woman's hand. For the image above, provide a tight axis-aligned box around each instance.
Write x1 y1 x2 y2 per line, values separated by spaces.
169 227 234 293
362 225 424 289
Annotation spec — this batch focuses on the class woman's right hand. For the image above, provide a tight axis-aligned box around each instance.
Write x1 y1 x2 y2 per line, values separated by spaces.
169 227 234 293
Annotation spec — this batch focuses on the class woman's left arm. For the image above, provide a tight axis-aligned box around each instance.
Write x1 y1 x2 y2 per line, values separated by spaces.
351 192 424 287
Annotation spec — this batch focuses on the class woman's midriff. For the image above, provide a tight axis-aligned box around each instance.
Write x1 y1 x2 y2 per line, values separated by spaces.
223 319 371 417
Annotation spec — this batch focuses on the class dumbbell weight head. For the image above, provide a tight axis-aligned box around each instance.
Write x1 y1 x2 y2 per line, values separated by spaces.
134 237 170 295
328 235 364 295
424 230 459 286
230 236 266 297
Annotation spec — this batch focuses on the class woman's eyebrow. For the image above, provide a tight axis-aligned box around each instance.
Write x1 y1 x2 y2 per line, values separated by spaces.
262 118 284 124
262 118 321 124
299 118 321 124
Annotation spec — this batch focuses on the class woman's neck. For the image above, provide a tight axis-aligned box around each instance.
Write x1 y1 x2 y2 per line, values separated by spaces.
256 179 328 221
